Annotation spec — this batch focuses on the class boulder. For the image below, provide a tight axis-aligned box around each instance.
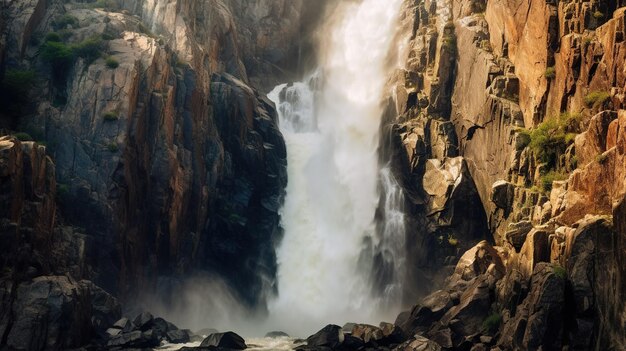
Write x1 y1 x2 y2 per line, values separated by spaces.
307 325 344 349
167 329 190 344
133 311 154 331
517 228 550 279
351 324 384 345
498 263 565 350
112 317 134 333
394 335 442 351
396 290 453 336
107 330 160 348
439 275 492 338
380 322 405 344
2 276 120 351
504 221 533 251
200 331 247 349
491 180 515 212
449 241 505 282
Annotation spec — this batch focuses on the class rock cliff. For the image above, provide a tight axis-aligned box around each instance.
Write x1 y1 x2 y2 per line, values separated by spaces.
0 0 324 348
389 0 626 349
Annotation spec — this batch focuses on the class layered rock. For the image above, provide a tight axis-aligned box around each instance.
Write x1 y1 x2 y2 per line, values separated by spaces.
0 0 314 310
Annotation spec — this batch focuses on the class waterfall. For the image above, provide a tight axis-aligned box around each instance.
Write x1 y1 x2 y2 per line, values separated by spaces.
266 0 405 336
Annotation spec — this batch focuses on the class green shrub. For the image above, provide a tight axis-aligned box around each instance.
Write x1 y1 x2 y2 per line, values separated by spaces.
480 39 492 52
103 111 119 121
53 14 79 30
107 142 119 152
13 132 33 141
529 112 581 168
0 69 36 116
2 69 36 95
40 41 74 72
584 91 611 108
444 21 455 30
553 265 567 279
71 36 104 63
45 32 62 43
540 171 568 193
545 66 556 79
105 56 119 69
483 313 502 333
593 11 604 19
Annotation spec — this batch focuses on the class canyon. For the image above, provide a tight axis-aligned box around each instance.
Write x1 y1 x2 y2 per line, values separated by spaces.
0 0 625 350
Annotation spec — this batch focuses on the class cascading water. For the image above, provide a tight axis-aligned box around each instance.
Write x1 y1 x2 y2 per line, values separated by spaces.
267 0 405 336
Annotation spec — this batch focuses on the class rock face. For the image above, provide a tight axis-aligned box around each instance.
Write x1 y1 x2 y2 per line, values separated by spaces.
388 1 626 349
0 0 325 315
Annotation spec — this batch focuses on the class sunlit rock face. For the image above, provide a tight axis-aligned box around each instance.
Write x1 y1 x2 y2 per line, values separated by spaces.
0 0 327 316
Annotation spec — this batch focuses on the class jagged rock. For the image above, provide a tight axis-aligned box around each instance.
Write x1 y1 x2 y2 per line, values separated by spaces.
574 111 617 167
107 329 160 348
395 290 453 336
518 228 550 279
379 322 405 344
394 335 441 351
491 180 515 212
306 325 344 349
504 221 533 251
566 216 624 349
112 317 134 333
439 275 492 338
1 276 120 351
449 240 505 282
351 324 384 345
340 334 365 350
167 329 190 343
200 331 247 349
498 263 565 350
133 311 154 331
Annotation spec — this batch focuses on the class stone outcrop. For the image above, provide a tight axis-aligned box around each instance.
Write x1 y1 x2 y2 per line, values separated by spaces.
388 0 626 349
0 0 320 312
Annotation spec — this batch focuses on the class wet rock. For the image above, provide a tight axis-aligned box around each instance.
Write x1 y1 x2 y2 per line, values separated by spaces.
396 289 453 336
167 329 190 343
307 325 344 349
133 311 154 331
196 328 219 336
379 322 405 344
200 331 247 349
2 276 120 351
351 324 384 345
394 335 442 351
107 329 160 348
112 317 134 333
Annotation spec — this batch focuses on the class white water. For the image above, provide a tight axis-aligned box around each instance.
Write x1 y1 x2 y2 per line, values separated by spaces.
266 0 405 336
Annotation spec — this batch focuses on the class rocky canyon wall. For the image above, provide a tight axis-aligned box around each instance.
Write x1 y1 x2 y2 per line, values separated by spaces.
389 0 626 349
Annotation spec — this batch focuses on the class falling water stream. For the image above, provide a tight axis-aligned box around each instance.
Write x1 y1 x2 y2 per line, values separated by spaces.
266 0 405 336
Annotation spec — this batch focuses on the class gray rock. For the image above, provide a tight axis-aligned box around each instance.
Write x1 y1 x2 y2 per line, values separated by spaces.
200 331 247 349
167 329 190 343
306 325 344 349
